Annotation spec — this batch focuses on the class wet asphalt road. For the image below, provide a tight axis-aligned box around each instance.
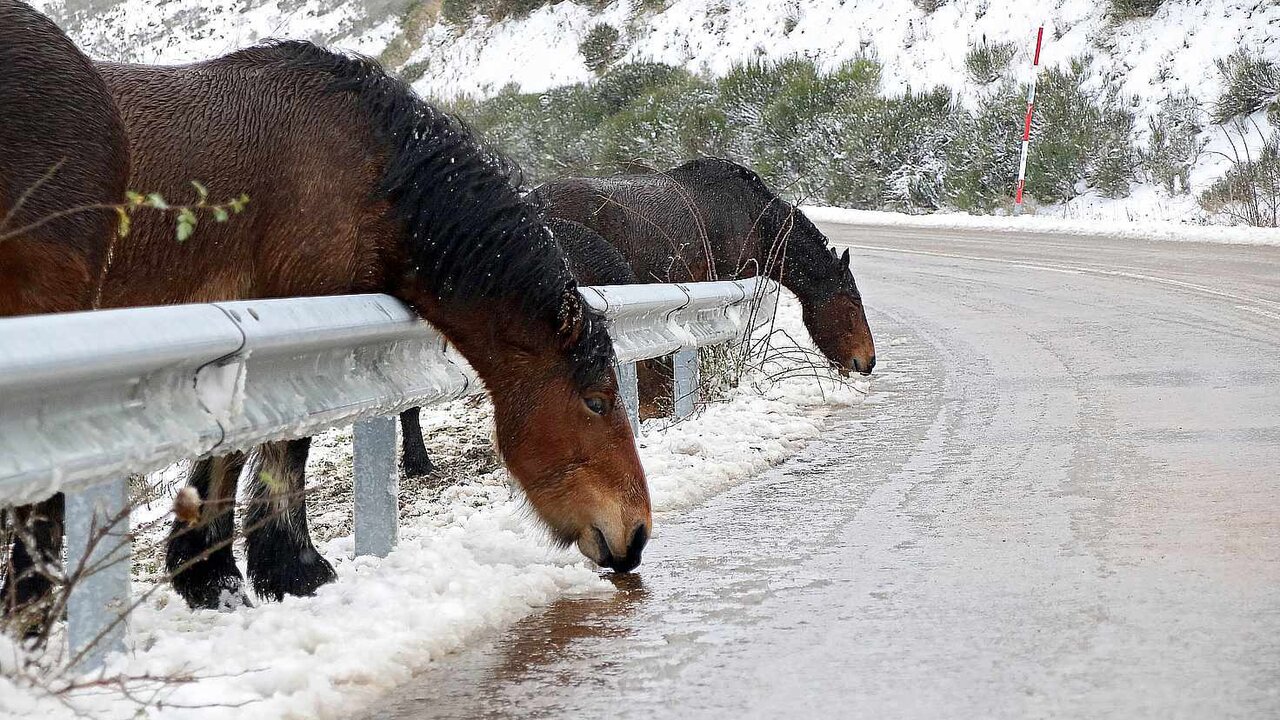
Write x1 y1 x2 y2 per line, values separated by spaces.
364 223 1280 719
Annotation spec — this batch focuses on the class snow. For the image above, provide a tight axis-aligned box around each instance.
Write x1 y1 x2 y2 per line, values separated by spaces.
29 1 1280 225
802 205 1280 246
0 294 875 719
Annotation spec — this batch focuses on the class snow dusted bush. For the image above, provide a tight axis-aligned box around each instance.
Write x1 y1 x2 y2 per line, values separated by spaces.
1140 90 1205 194
942 84 1023 212
454 50 1139 213
1025 57 1136 201
877 87 958 211
1108 0 1165 20
719 55 882 204
1212 49 1280 124
965 39 1016 85
1200 125 1280 227
592 74 730 169
579 22 621 74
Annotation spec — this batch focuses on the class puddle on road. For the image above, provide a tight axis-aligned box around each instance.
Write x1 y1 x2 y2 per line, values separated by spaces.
360 317 943 719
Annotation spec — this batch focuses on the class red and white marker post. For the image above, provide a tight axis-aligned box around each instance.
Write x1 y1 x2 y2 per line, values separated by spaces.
1013 25 1044 215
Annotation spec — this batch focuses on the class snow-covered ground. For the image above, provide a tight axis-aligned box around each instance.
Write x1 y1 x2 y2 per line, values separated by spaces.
803 205 1280 246
0 294 871 720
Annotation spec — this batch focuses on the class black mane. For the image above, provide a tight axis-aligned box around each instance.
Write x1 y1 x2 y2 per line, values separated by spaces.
237 41 614 388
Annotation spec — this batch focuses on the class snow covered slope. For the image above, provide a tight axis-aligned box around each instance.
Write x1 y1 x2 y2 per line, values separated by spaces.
30 0 1280 224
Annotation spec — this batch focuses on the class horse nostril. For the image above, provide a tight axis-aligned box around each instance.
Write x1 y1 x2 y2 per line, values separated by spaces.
863 355 876 375
850 358 862 374
601 523 647 574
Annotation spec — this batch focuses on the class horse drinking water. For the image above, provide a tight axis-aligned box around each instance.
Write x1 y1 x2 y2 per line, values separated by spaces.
5 40 652 625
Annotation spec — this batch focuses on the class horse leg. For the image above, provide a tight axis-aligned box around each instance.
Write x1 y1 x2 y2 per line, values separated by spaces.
244 438 336 601
400 407 435 477
637 358 673 420
165 453 251 610
1 495 65 638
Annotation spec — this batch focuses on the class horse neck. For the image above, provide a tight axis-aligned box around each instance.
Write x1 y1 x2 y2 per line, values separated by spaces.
755 204 831 306
408 295 549 394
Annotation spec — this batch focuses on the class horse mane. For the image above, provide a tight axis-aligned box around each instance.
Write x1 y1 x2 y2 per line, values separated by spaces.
228 41 613 388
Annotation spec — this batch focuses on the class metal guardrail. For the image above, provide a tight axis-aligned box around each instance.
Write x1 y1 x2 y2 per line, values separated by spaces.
0 278 777 670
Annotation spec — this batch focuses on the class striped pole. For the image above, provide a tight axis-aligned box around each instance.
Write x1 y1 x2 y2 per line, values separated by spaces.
1013 25 1044 215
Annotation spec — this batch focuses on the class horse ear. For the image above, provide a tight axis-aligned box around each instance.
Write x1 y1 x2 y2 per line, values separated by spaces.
840 248 850 266
557 285 585 348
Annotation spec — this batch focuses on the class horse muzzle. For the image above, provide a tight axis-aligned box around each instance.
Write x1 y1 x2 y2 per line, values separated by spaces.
580 522 649 573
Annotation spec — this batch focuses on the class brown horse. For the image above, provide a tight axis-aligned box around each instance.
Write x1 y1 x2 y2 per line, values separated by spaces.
528 157 876 376
7 39 652 620
398 217 640 477
0 0 130 631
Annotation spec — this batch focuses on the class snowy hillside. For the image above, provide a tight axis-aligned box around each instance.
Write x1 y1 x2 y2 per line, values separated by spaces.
30 0 1280 223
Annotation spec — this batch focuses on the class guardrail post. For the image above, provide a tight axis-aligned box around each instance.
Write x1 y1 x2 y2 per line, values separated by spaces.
673 349 699 420
66 479 130 672
616 362 640 437
354 416 398 558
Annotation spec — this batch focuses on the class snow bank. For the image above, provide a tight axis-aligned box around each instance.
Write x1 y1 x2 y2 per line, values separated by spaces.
0 295 872 719
802 206 1280 247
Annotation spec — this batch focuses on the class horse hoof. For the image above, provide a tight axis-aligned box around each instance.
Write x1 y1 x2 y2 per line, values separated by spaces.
248 546 337 602
402 455 436 478
172 570 252 611
2 574 57 639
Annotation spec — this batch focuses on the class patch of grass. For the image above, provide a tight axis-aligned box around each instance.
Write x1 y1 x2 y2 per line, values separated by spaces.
1212 48 1280 124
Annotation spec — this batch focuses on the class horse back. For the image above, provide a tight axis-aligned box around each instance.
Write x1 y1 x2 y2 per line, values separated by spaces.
94 53 399 308
0 1 129 315
531 168 764 284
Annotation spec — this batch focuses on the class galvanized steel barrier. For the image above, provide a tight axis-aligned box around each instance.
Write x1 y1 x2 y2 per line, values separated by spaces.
0 278 776 670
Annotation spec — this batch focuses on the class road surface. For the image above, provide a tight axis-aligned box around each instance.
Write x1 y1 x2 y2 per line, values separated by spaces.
363 223 1280 719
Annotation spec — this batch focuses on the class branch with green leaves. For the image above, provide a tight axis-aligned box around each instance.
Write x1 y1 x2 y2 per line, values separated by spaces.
118 181 250 242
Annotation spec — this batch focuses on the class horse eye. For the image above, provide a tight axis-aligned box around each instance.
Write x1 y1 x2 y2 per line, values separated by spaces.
584 396 608 416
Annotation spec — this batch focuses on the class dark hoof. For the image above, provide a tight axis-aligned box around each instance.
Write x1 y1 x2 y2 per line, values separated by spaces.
402 452 436 478
166 526 251 610
248 546 337 602
170 563 252 611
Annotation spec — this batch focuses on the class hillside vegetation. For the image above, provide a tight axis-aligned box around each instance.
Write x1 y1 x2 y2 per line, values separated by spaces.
33 0 1280 224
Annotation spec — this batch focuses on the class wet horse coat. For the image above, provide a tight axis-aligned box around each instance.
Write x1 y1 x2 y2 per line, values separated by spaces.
0 0 130 631
528 158 875 376
7 40 652 624
398 217 639 476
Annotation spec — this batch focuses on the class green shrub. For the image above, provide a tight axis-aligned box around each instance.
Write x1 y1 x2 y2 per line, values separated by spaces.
1025 57 1136 201
943 84 1024 212
1109 0 1165 20
1212 49 1280 123
580 23 621 74
1140 90 1204 194
913 0 947 11
719 55 882 200
965 40 1016 85
593 62 688 116
591 76 729 170
1199 128 1280 226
